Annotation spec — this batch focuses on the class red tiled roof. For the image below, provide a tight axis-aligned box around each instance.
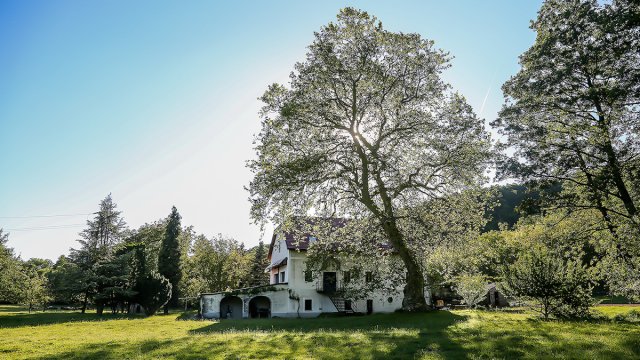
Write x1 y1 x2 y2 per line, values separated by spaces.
267 217 348 259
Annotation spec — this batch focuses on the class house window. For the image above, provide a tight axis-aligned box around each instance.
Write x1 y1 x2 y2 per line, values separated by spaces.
304 299 312 311
304 270 313 282
343 270 351 283
273 274 279 284
365 271 373 283
344 300 352 311
280 271 286 283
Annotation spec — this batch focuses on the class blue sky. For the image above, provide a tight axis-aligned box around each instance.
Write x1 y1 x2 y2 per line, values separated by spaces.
0 0 542 260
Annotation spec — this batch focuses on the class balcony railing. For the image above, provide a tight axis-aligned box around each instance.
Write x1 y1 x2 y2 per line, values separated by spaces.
316 279 343 294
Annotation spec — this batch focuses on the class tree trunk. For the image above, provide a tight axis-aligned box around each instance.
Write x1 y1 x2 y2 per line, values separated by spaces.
81 291 89 314
592 98 638 221
164 304 169 315
381 219 428 311
572 143 620 238
603 139 637 219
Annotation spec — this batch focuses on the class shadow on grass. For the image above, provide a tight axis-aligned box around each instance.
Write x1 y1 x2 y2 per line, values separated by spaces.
190 311 471 359
0 310 144 328
8 310 639 360
192 310 460 333
0 305 30 313
38 312 471 359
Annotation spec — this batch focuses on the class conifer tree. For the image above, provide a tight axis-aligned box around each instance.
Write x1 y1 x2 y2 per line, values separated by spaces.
247 241 269 287
158 206 182 314
70 194 127 313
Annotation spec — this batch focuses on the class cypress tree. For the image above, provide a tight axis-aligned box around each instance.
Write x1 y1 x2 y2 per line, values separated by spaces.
158 206 181 314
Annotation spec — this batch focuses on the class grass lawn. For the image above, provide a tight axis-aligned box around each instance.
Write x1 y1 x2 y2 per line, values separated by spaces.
0 305 639 359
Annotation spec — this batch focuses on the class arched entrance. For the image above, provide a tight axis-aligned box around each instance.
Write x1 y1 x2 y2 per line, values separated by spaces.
220 296 243 319
249 296 271 318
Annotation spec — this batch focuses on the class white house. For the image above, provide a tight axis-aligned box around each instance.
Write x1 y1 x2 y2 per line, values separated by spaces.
200 218 406 319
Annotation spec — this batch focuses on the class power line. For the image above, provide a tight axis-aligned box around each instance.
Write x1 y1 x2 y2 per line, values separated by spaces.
4 223 86 231
0 212 94 219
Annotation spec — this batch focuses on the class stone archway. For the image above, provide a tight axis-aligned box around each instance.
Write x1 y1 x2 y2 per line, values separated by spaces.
248 296 271 318
220 296 243 319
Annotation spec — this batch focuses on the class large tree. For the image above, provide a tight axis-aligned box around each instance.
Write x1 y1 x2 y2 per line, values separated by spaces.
0 229 22 303
181 234 251 298
158 206 182 314
493 0 640 234
248 8 493 310
70 194 127 313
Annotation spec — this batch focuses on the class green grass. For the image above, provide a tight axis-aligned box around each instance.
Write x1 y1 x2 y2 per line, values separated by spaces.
0 305 639 359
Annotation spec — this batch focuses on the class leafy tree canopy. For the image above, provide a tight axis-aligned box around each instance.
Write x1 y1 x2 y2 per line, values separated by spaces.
248 7 493 310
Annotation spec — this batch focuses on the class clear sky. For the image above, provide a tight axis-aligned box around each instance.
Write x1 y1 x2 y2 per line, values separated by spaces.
0 0 542 261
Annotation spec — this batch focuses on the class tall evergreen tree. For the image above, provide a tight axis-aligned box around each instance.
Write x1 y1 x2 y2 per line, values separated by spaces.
246 241 269 287
158 206 182 314
70 194 127 313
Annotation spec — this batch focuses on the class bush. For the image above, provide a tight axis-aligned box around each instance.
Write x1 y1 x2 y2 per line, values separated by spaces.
502 246 593 320
135 271 172 316
453 274 487 309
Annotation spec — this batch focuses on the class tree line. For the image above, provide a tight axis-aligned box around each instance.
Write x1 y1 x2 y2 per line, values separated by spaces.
0 195 269 314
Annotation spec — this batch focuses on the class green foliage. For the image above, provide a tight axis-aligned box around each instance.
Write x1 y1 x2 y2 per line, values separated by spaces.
158 206 182 309
484 183 562 231
245 241 269 287
492 0 640 303
181 234 252 298
16 261 52 312
453 274 487 308
494 0 639 237
126 221 166 273
225 285 278 297
0 229 22 303
135 271 172 316
503 245 593 320
47 256 86 304
248 7 493 311
93 255 135 315
69 194 128 312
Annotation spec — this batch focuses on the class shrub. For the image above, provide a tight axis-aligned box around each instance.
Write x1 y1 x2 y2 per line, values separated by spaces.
135 271 172 316
453 274 487 309
502 246 593 320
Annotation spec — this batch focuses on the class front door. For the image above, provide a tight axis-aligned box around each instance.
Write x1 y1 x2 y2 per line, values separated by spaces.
323 272 337 293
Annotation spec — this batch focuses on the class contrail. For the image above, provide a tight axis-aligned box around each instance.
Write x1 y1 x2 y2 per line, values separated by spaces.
479 69 498 117
479 85 491 117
